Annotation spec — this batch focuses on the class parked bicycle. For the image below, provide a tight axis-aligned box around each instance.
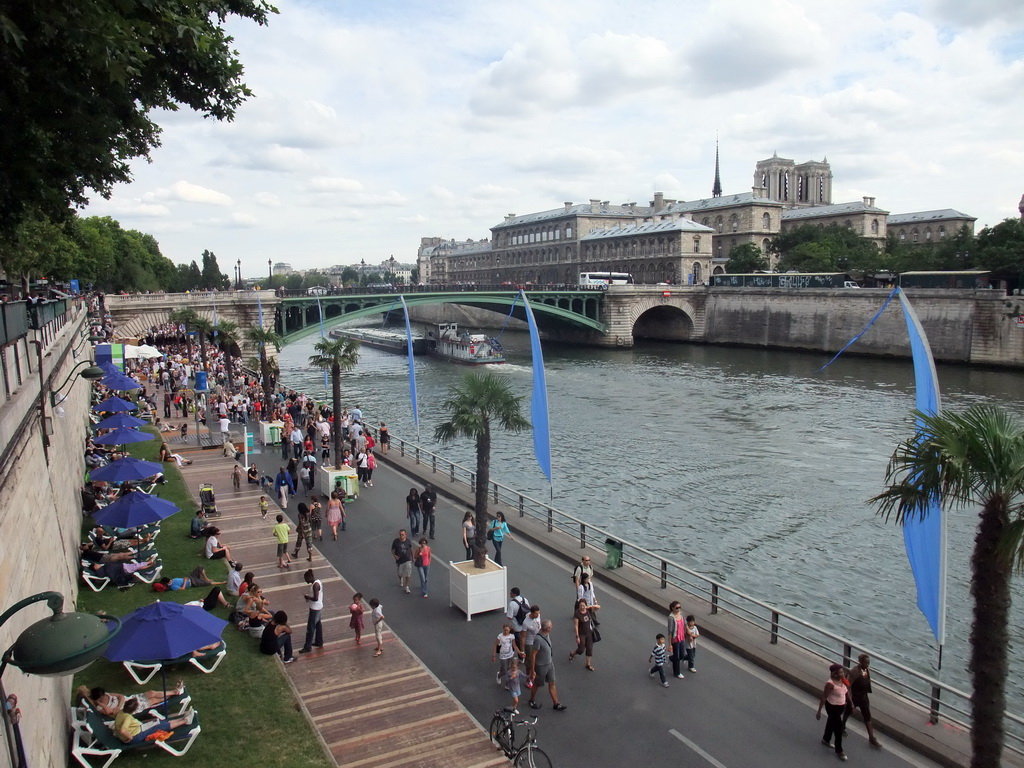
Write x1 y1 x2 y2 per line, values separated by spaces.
488 707 552 768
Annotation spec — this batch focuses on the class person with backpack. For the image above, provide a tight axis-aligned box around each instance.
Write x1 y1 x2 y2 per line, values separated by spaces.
507 587 531 656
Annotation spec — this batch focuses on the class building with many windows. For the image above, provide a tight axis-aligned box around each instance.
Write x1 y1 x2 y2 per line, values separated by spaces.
886 209 976 246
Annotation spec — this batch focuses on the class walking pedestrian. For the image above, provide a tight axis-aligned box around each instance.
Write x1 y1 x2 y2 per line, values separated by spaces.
526 620 566 711
649 633 669 687
326 492 345 540
309 497 323 541
378 422 390 454
364 450 375 487
568 598 597 671
298 569 323 654
816 663 851 761
274 466 294 509
370 598 385 657
846 654 882 748
231 465 241 491
487 511 513 566
507 587 531 655
522 605 542 659
414 537 431 598
684 614 699 673
391 529 414 594
272 514 292 569
405 488 421 536
293 503 313 561
576 572 601 626
493 624 518 685
666 601 687 679
461 511 476 560
420 483 437 538
258 495 269 520
349 592 365 646
504 658 531 715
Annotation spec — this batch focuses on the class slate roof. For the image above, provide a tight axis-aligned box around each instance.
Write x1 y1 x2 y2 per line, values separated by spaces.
887 209 975 224
781 201 889 220
662 193 784 215
491 203 646 229
581 218 713 241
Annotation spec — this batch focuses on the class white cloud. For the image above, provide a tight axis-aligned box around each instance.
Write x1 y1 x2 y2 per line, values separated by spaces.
143 181 232 206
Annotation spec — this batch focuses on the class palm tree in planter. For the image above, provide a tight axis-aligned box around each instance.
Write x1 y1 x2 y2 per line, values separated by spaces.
245 326 283 416
308 337 360 469
872 405 1024 768
168 308 210 383
213 319 240 391
434 372 530 568
190 316 214 386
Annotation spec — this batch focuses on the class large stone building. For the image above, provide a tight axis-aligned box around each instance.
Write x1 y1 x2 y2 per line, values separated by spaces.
417 151 974 282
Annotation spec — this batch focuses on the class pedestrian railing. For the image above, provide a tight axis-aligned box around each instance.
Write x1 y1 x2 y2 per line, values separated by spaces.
383 430 1024 758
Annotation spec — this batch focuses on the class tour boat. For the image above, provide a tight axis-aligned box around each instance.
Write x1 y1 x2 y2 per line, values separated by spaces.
330 327 425 355
425 323 505 365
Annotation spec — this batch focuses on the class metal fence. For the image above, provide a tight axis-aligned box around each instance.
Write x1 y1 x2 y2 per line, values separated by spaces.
381 430 1023 758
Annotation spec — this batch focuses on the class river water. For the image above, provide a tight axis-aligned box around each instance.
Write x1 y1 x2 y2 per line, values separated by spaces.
276 328 1024 709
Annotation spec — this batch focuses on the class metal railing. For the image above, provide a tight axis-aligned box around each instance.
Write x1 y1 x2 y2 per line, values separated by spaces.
381 429 1022 757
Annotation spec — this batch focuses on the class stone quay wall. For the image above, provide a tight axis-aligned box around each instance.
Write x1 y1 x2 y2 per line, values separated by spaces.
0 308 92 767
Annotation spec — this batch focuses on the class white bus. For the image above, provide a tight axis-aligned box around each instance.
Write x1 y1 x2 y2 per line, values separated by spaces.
578 271 634 286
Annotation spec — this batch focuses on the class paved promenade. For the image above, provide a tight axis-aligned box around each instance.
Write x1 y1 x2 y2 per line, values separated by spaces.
172 429 1011 768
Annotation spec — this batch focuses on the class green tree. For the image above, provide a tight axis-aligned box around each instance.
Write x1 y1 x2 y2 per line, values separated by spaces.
433 373 531 568
0 0 276 234
725 243 769 273
0 209 80 295
975 218 1024 291
778 241 836 273
308 338 361 470
246 326 283 416
341 267 358 285
200 250 229 290
168 308 210 384
213 319 240 391
872 405 1024 768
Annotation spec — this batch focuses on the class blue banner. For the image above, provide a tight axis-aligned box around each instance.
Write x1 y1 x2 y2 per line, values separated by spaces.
897 288 946 644
519 291 552 483
399 296 419 429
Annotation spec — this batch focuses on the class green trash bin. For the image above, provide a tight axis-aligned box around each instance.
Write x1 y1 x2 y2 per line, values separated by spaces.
604 537 623 569
268 425 282 445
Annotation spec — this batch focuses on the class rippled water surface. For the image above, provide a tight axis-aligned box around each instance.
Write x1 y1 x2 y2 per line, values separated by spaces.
277 329 1024 707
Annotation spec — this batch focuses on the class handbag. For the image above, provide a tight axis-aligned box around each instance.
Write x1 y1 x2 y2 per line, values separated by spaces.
592 625 602 643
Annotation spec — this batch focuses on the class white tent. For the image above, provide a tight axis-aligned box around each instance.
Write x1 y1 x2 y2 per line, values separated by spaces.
123 344 164 359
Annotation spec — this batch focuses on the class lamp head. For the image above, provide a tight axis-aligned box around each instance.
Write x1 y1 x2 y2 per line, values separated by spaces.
80 365 106 381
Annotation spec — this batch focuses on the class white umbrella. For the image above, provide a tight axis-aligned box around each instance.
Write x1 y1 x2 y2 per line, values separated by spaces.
124 344 165 359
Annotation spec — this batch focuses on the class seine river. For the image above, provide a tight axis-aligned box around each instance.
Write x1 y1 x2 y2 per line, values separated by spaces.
276 327 1024 709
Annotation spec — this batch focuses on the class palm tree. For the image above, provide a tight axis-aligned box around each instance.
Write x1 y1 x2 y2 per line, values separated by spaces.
246 326 283 416
214 319 240 390
434 372 530 568
308 337 360 469
872 405 1024 768
168 307 206 381
190 316 214 385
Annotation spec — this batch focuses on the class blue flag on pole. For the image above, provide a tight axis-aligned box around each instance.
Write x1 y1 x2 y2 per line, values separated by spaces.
519 291 551 483
399 296 419 429
897 288 946 644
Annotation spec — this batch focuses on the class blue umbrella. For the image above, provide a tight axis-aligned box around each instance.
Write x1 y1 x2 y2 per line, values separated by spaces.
94 396 138 413
105 602 227 663
100 369 142 391
94 413 147 431
89 456 164 483
92 490 179 528
93 428 154 446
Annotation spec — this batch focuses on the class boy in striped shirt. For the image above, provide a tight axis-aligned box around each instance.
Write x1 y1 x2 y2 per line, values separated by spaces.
649 634 669 687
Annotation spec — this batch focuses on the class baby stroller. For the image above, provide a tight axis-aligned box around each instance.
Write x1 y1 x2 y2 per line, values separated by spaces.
199 483 219 517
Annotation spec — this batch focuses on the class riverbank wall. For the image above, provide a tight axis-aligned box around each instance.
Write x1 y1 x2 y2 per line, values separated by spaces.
0 305 92 767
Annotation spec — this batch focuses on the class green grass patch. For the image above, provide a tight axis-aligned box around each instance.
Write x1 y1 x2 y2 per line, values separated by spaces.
73 431 332 767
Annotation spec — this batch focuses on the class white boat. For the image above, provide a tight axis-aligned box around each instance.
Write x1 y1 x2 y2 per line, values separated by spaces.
425 323 505 365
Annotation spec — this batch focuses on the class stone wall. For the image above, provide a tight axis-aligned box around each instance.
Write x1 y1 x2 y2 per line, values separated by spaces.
0 310 92 767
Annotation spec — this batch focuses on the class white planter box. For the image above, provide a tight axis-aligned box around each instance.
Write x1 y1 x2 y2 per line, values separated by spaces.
317 465 359 501
259 420 285 445
449 558 507 621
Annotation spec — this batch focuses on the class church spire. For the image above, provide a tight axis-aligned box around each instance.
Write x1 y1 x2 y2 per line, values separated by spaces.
712 135 722 198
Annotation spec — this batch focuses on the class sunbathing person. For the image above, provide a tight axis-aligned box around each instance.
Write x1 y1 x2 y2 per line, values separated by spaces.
113 698 194 745
79 542 135 564
159 442 192 466
77 681 185 718
85 556 159 589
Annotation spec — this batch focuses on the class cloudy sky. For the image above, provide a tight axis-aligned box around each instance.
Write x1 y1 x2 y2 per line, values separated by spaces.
83 0 1024 277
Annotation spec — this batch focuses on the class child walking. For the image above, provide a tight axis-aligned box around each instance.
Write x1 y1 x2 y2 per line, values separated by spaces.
685 615 700 673
349 593 365 646
259 495 269 520
272 514 292 569
504 658 531 714
493 624 518 685
232 465 242 491
649 633 669 687
370 598 385 657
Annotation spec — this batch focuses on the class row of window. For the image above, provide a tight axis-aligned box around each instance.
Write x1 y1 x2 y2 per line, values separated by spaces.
896 226 946 243
503 225 573 246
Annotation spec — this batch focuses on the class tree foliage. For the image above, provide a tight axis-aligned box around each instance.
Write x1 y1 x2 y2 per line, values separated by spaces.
725 243 769 273
771 224 883 275
308 338 360 469
0 0 277 234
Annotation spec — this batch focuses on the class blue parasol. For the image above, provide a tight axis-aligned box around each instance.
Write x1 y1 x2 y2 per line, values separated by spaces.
100 369 142 391
93 428 154 446
89 456 164 484
104 602 227 663
92 490 179 528
94 396 138 413
93 413 148 431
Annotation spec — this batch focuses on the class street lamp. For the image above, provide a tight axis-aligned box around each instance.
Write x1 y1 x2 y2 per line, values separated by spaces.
236 259 242 290
268 259 272 284
50 361 105 407
0 592 120 765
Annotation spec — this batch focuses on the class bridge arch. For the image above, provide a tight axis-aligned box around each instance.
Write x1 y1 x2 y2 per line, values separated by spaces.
623 297 699 342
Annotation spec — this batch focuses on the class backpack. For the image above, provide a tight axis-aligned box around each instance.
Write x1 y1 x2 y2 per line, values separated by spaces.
513 596 529 624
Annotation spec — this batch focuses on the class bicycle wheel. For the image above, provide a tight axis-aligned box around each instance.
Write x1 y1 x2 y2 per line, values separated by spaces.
514 745 553 768
488 715 512 753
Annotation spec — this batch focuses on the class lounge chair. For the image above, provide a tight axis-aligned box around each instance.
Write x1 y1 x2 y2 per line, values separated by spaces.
123 641 227 685
80 561 162 593
71 709 201 768
71 688 192 729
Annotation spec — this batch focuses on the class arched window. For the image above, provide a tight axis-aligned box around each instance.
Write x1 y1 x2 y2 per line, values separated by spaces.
925 228 932 241
730 215 738 232
911 228 919 243
762 212 770 230
715 216 723 233
938 226 946 239
899 230 906 242
762 238 770 252
692 262 702 283
693 237 701 253
871 219 879 234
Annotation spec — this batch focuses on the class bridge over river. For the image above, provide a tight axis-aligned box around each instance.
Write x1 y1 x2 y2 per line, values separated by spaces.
105 284 1023 367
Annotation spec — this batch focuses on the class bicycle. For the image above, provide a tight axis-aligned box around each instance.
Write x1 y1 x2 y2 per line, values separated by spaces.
488 707 552 768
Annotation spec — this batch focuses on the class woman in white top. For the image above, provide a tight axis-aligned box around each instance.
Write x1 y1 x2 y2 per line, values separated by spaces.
576 572 601 626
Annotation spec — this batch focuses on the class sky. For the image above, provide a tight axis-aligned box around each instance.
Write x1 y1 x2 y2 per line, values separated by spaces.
82 0 1024 277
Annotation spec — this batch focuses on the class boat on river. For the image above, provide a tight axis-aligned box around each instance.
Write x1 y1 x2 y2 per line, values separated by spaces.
425 323 505 365
330 327 425 355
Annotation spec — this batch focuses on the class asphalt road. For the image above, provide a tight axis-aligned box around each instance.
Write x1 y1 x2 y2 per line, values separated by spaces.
292 459 944 768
